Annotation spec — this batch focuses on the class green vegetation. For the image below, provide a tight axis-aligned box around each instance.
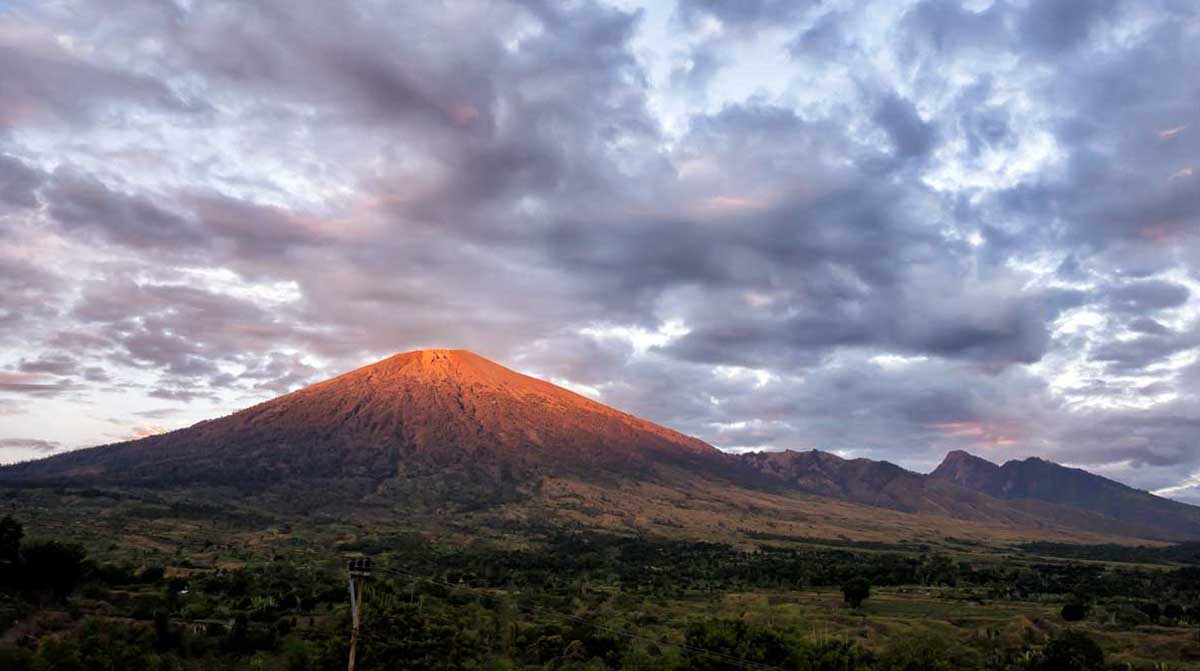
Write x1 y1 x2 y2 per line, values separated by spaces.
3 514 1200 670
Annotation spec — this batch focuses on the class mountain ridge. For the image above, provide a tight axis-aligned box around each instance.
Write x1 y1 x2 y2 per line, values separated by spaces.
930 449 1200 540
3 349 1198 542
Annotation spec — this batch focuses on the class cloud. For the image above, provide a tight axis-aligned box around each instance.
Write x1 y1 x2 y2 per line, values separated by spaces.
0 438 60 453
676 0 818 30
1105 279 1190 313
1017 0 1118 55
43 168 201 250
0 154 42 209
0 20 195 128
873 93 937 161
1089 327 1197 373
18 354 79 376
0 372 81 397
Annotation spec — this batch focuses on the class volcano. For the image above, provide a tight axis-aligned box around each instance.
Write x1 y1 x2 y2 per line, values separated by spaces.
0 349 721 489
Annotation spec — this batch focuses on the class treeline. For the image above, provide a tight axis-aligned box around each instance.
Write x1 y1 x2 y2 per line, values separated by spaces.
1 517 1197 670
1019 541 1200 565
347 531 1200 607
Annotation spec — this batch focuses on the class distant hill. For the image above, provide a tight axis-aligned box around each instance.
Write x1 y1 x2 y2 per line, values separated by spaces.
3 349 1198 543
931 450 1200 540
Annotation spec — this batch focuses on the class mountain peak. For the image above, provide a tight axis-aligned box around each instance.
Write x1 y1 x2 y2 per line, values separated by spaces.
930 449 1001 490
364 348 496 377
386 348 477 364
940 449 994 464
335 349 563 393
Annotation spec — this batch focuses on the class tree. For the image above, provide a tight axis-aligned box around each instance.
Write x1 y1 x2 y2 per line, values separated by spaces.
1039 630 1104 671
153 610 173 651
22 541 88 603
0 516 22 563
0 516 21 587
1061 602 1088 622
842 577 871 609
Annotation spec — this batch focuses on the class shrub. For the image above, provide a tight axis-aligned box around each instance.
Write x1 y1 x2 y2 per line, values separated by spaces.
682 619 794 671
1039 630 1104 671
877 632 983 671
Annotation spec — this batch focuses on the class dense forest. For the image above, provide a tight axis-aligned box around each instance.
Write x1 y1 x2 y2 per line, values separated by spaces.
4 515 1200 670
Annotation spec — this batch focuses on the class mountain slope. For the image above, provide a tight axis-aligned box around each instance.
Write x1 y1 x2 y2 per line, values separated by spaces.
931 450 1200 540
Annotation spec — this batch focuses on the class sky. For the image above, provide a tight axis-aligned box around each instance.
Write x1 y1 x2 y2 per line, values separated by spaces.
0 0 1198 501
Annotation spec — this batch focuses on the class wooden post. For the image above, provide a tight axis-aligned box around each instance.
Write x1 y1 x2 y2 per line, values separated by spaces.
347 557 371 671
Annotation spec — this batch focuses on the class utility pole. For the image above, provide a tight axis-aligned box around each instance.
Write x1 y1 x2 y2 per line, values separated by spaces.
346 557 371 671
